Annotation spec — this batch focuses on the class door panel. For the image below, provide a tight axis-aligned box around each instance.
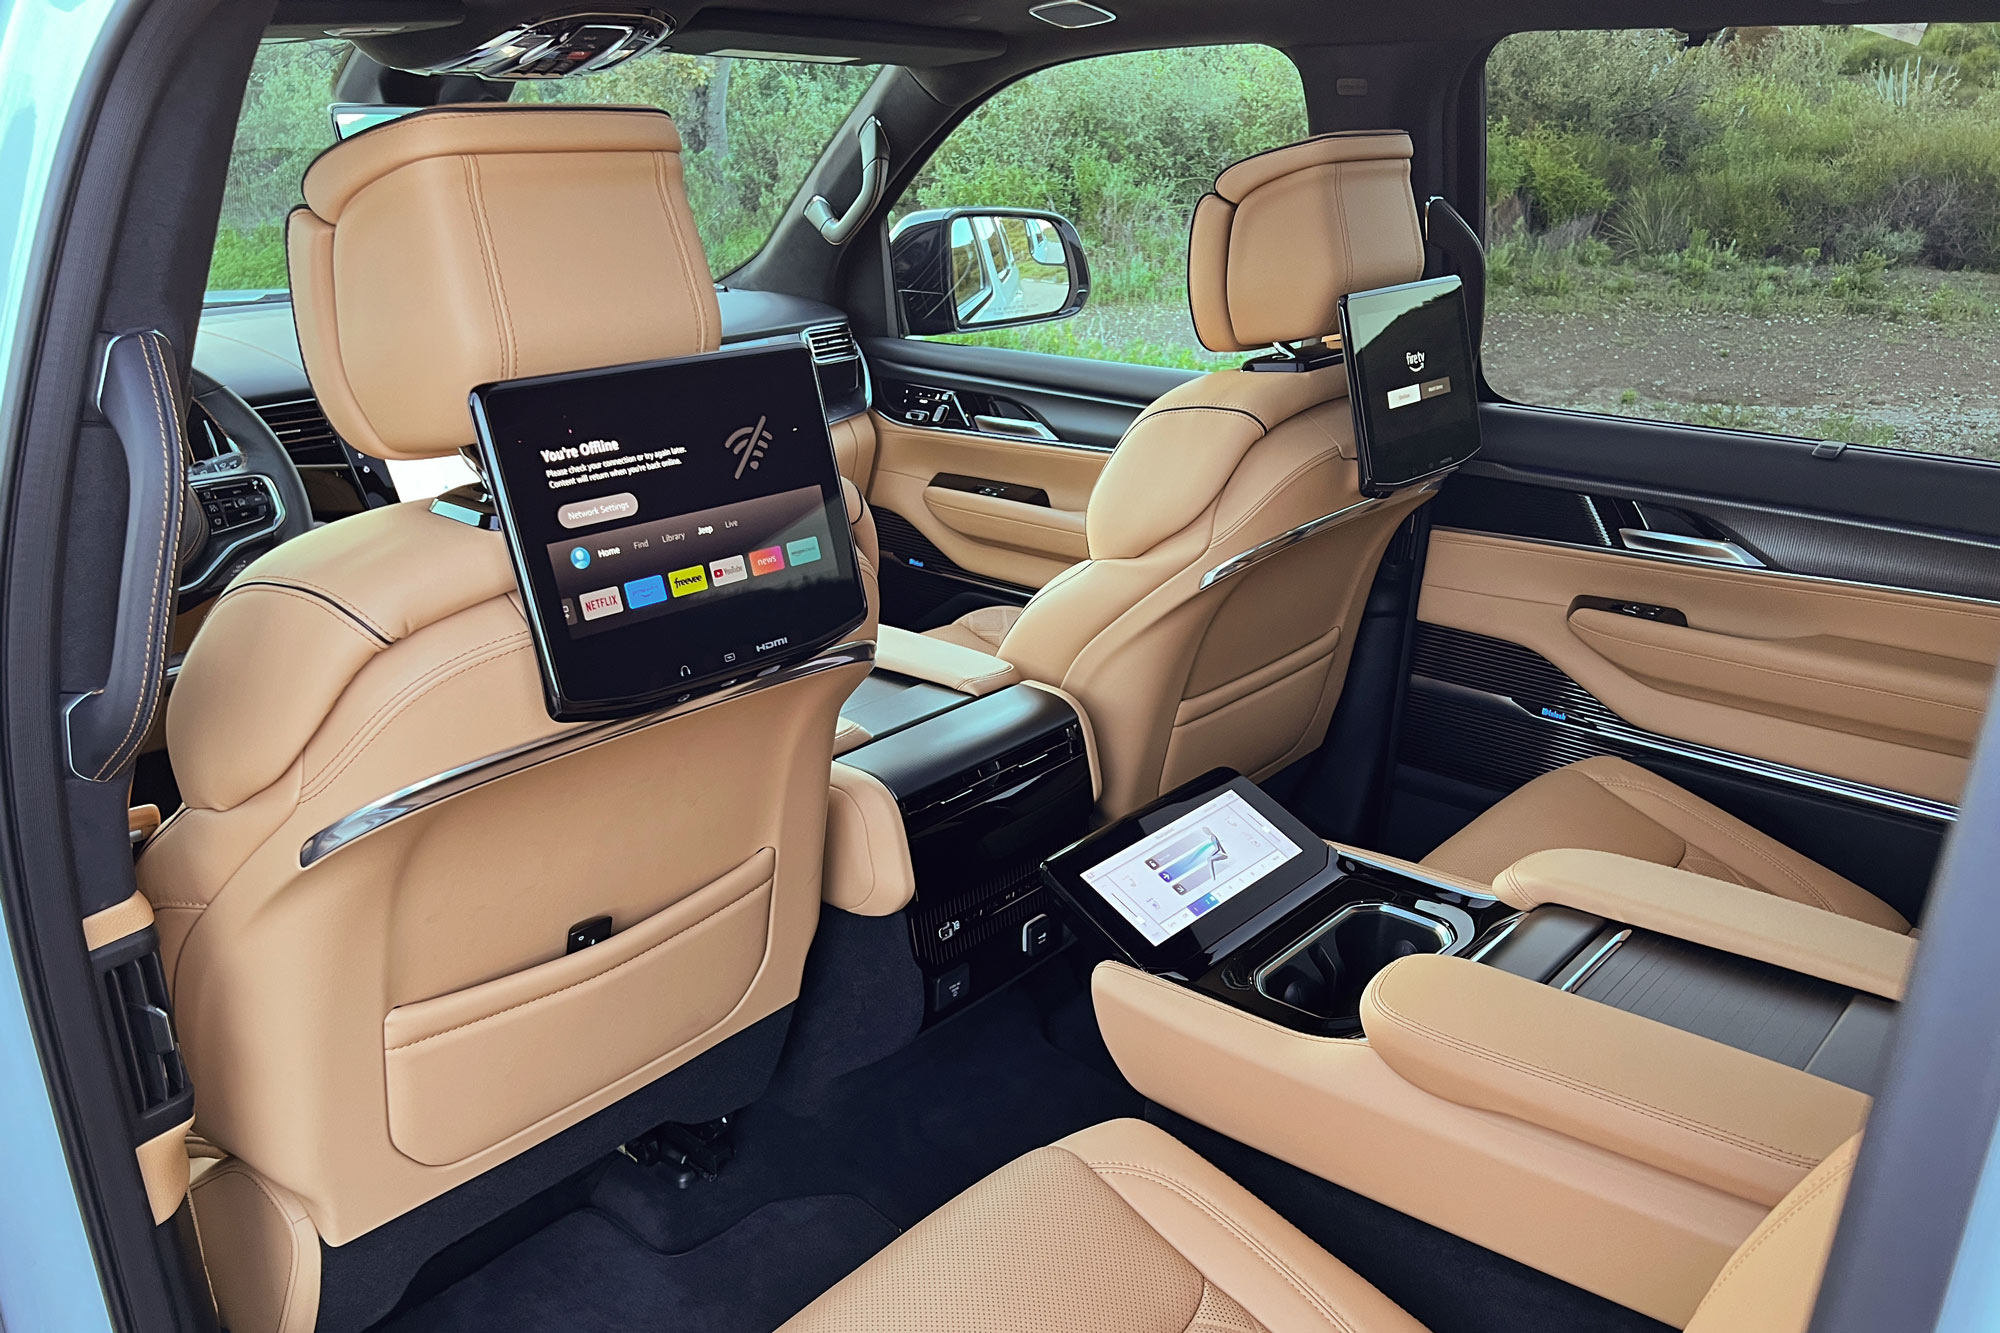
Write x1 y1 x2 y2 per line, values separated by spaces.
1383 406 2000 916
869 413 1108 590
860 338 1185 627
1418 529 2000 805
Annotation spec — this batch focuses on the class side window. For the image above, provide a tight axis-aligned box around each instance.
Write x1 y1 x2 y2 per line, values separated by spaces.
893 46 1308 369
1484 25 2000 462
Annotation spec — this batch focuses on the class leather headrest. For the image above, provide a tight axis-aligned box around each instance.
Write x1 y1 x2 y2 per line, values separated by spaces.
287 104 721 461
1187 132 1425 353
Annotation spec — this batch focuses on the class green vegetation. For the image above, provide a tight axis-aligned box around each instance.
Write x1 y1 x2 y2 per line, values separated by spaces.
207 42 876 292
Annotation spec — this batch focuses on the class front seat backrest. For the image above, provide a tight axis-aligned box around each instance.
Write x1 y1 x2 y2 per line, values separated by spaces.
138 105 872 1246
987 133 1437 817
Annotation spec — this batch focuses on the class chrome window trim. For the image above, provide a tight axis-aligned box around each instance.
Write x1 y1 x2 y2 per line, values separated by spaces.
299 641 875 867
1434 526 2000 612
1200 485 1434 591
1414 674 1959 824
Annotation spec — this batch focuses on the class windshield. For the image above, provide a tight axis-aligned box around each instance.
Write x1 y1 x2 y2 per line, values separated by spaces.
206 42 879 303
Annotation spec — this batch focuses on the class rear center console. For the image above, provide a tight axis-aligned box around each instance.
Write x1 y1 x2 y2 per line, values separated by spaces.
1044 771 1898 1091
1042 769 1511 1035
839 682 1092 1021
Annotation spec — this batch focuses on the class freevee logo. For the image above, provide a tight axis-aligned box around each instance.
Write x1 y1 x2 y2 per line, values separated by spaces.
669 565 710 597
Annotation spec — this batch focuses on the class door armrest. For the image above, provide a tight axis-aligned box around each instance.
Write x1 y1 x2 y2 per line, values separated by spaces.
1493 849 1915 1000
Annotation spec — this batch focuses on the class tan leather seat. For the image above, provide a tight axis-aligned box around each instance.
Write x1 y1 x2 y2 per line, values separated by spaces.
138 104 874 1251
781 1117 1860 1333
1423 756 1910 933
924 133 1436 817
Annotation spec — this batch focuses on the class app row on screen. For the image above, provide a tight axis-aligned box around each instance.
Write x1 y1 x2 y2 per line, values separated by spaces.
573 535 823 623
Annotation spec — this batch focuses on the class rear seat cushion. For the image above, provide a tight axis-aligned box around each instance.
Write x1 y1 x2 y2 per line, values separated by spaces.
1422 756 1909 933
780 1118 1428 1333
925 603 1023 655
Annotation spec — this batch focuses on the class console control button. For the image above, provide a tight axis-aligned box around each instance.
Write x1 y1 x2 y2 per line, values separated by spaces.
931 963 972 1012
1020 914 1056 958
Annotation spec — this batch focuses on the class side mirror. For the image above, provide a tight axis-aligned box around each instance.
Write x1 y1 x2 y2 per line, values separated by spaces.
890 208 1090 337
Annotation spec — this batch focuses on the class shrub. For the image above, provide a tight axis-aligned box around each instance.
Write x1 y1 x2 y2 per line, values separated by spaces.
1608 177 1694 255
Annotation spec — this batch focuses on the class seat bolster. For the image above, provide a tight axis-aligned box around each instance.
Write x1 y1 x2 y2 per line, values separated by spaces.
1685 1135 1860 1333
924 603 1022 654
1058 1121 1433 1333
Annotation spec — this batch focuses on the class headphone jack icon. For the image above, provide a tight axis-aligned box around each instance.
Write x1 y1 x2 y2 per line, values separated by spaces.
726 415 773 479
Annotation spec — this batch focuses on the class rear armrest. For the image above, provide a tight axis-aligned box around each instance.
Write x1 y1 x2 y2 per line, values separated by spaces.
1361 953 1869 1207
874 623 1020 697
1494 849 1915 1000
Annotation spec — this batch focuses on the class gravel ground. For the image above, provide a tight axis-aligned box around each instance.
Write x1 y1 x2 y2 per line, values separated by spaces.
1073 293 2000 462
1484 308 2000 461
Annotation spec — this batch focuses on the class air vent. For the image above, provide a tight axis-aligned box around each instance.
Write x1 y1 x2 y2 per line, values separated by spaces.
102 951 189 1117
255 397 349 466
185 401 236 463
805 323 860 364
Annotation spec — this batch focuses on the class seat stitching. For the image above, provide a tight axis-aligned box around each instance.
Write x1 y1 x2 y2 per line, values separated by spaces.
1080 1160 1356 1333
222 585 386 650
96 336 177 778
1582 771 1839 913
461 156 515 378
1691 1155 1854 1313
654 151 710 348
1138 404 1269 431
1572 620 1983 713
231 576 391 640
1369 974 1822 1166
386 875 767 1051
198 1166 302 1329
303 635 533 796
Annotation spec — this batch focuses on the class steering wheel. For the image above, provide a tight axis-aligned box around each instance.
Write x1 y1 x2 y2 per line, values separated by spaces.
180 370 315 601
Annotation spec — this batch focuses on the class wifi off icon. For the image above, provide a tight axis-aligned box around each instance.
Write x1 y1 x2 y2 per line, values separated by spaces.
726 415 773 479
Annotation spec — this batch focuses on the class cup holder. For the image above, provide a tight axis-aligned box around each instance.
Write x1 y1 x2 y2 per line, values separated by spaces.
1253 901 1453 1021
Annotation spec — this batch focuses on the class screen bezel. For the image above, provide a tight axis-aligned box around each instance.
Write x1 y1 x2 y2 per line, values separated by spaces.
1339 275 1481 497
472 338 868 722
1040 769 1330 973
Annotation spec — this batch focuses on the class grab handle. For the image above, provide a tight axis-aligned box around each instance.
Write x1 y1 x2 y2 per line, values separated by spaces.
805 117 888 246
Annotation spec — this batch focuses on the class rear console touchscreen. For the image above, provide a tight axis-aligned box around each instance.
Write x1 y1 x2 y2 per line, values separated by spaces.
1338 275 1481 496
473 340 868 720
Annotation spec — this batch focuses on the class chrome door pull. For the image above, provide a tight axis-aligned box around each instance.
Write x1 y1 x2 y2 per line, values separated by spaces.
1617 528 1764 568
973 414 1058 441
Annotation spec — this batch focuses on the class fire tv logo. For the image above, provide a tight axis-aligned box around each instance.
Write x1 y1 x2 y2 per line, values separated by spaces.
726 415 773 479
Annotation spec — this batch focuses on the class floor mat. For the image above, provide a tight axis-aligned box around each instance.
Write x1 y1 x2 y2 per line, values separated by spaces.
380 1195 898 1333
376 961 1142 1331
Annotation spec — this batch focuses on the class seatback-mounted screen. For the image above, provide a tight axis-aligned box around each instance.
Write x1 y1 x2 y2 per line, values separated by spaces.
1338 275 1481 496
472 339 869 721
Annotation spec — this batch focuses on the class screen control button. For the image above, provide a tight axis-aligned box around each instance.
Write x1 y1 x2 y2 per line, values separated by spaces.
1021 914 1056 958
931 963 972 1011
558 492 639 529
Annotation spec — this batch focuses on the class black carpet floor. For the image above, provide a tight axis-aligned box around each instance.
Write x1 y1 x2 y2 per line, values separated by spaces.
380 963 1142 1331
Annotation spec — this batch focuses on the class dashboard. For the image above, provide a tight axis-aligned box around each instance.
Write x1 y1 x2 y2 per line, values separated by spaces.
191 287 866 519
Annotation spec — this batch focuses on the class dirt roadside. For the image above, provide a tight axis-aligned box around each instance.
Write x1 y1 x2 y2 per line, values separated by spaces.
1483 308 2000 461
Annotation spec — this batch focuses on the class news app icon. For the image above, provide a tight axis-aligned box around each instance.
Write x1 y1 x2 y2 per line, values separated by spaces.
748 546 787 577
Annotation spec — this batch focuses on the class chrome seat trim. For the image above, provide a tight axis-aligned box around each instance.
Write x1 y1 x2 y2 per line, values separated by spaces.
1199 482 1436 591
299 641 875 867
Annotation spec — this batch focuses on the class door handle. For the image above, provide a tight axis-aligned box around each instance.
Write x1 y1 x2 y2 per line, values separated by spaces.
1617 528 1764 569
972 414 1057 442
